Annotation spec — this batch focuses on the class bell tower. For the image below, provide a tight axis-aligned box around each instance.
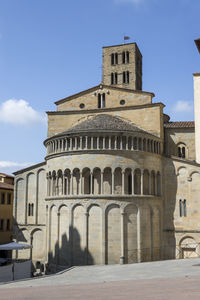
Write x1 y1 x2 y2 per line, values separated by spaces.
102 42 142 90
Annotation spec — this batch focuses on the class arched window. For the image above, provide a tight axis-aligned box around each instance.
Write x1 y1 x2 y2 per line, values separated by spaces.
28 203 34 216
122 51 129 64
123 71 129 84
102 93 106 108
179 199 187 217
126 51 129 63
177 143 187 158
115 73 118 84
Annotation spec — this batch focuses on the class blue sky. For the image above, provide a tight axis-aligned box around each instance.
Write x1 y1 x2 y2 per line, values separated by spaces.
0 0 200 175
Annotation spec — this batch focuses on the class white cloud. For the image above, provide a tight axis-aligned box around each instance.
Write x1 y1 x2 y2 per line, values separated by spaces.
173 100 193 113
0 161 32 168
0 99 46 125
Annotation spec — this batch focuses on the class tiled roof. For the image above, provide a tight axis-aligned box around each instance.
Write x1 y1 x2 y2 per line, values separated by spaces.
164 121 195 128
0 182 14 190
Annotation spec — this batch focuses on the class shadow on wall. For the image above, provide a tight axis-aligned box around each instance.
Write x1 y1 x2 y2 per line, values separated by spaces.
48 226 94 271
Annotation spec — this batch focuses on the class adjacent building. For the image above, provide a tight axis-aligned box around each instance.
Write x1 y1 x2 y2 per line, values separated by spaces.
0 173 14 248
13 42 200 271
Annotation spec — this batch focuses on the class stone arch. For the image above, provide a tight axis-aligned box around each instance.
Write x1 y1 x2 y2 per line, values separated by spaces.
52 170 57 196
27 172 36 222
64 168 71 195
82 167 91 195
15 178 25 222
150 170 156 195
105 204 121 264
17 228 31 259
72 168 80 195
37 169 46 224
57 169 63 196
114 167 122 194
93 167 101 195
134 169 141 195
124 168 132 195
31 228 44 262
179 236 199 259
103 167 112 195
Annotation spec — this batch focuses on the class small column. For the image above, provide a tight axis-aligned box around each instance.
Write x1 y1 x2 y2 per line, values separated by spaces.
126 136 128 150
132 169 135 195
109 136 111 150
85 136 88 149
57 212 60 266
137 208 141 263
120 212 126 264
91 136 94 149
103 137 106 149
101 210 106 264
62 176 65 195
70 173 73 195
152 141 154 153
70 138 73 151
131 136 134 150
101 171 104 195
120 136 123 150
61 139 64 152
112 171 115 195
97 137 100 150
90 172 93 195
135 138 138 150
122 170 125 195
80 172 83 195
141 170 144 196
75 137 77 150
114 136 117 150
84 212 89 265
80 136 83 149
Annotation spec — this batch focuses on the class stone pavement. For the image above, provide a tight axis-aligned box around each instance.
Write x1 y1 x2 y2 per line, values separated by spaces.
1 258 200 299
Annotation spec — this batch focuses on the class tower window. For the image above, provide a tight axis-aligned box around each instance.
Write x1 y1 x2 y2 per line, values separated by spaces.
111 73 114 85
122 51 129 64
115 73 118 84
0 219 4 231
80 103 85 109
1 192 5 204
111 73 118 84
7 193 11 204
111 53 118 65
177 144 186 158
120 99 125 105
97 93 106 109
123 71 130 84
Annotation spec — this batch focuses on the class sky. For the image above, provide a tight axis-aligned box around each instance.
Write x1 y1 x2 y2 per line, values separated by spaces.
0 0 200 175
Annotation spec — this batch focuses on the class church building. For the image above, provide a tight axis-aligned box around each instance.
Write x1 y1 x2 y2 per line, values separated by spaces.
13 42 200 271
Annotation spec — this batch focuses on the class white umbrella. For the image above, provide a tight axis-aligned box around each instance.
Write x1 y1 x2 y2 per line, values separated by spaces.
0 242 32 250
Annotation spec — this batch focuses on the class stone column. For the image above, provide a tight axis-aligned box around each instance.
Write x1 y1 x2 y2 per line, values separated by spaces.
90 172 93 195
70 138 73 151
84 212 89 265
57 212 60 266
141 170 144 196
126 136 128 150
103 137 106 149
75 137 77 150
137 208 141 263
114 136 117 150
101 171 104 195
120 212 126 264
91 136 94 149
155 174 158 196
112 171 115 195
97 137 100 150
80 172 82 195
122 170 125 195
120 136 123 150
80 136 83 149
85 136 88 149
70 173 73 195
131 136 134 150
101 210 106 264
132 169 135 195
109 136 111 149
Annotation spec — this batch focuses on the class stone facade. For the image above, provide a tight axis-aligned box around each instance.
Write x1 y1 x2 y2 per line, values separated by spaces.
13 42 200 272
